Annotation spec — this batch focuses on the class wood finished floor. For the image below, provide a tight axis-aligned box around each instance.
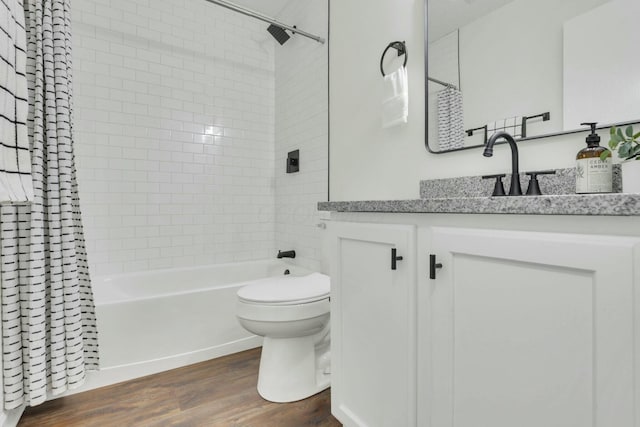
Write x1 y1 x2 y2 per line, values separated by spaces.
19 348 342 427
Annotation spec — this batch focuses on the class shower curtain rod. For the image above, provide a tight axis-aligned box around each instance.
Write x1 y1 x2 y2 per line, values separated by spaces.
428 76 458 90
203 0 326 44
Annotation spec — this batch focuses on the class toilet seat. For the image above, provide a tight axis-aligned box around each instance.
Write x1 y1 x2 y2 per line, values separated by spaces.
237 297 329 323
237 272 330 306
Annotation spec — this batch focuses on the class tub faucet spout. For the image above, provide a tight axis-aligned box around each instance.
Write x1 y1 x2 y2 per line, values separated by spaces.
483 131 523 196
277 250 296 259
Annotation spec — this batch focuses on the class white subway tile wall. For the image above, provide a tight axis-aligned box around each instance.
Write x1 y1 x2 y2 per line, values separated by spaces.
274 0 329 272
72 0 279 275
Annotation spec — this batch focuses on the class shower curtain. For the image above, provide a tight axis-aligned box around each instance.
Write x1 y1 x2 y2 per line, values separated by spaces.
0 0 98 410
0 0 33 202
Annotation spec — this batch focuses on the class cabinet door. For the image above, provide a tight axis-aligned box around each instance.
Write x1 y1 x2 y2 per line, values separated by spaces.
330 222 416 427
421 227 640 427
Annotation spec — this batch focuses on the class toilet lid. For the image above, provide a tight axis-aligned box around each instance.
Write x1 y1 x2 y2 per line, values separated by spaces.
237 272 330 305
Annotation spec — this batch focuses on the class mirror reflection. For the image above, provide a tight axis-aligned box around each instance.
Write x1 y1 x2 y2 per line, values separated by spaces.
426 0 640 153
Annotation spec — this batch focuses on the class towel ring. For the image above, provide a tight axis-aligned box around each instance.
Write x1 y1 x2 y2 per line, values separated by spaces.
380 41 407 77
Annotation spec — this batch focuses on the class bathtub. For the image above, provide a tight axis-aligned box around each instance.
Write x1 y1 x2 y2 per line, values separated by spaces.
73 259 311 394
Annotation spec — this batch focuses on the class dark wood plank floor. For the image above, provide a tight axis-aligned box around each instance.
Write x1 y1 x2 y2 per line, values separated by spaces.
19 348 342 427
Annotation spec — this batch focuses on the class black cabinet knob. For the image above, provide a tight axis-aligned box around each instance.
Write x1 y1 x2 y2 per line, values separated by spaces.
391 248 403 270
429 254 443 279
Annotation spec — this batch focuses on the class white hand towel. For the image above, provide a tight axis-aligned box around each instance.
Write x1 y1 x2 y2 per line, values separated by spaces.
382 66 408 128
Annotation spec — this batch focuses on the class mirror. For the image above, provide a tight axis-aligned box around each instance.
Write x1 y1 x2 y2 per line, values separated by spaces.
425 0 640 153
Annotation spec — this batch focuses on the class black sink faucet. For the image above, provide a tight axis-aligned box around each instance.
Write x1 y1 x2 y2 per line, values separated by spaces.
277 250 296 259
483 131 522 196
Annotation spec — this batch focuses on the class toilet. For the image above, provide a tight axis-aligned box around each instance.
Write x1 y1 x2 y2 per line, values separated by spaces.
236 272 331 403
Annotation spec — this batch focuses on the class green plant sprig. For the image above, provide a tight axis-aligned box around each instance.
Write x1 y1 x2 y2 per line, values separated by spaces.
603 125 640 161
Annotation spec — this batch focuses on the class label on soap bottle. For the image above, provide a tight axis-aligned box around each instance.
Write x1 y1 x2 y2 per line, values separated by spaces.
576 157 612 193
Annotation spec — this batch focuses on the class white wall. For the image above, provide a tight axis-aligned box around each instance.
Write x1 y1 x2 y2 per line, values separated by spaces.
564 0 640 129
329 0 626 201
274 0 329 272
72 0 277 275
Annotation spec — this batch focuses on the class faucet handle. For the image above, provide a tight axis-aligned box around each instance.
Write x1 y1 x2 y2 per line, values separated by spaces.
482 173 507 197
525 170 556 196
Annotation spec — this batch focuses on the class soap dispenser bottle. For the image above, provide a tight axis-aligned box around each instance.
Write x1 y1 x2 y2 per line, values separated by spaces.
576 122 612 194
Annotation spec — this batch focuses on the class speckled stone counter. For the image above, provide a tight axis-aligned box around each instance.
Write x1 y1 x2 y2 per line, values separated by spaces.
318 193 640 216
420 166 623 198
320 165 639 216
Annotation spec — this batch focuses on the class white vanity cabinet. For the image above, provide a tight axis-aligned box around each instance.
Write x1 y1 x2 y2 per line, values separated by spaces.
329 221 417 427
328 215 640 427
420 226 640 427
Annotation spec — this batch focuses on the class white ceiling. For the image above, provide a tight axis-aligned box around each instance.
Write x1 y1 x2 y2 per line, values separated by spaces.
429 0 517 41
218 0 515 41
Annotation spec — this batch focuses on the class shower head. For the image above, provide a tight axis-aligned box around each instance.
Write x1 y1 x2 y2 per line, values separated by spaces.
267 24 290 45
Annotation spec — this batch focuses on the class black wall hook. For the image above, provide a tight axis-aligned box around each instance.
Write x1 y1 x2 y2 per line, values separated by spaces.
380 41 408 77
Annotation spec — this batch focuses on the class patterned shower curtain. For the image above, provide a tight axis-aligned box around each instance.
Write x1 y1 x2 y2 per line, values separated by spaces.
0 0 33 202
0 0 98 410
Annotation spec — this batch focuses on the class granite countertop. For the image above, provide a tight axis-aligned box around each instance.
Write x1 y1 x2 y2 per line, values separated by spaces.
318 193 640 216
319 167 640 216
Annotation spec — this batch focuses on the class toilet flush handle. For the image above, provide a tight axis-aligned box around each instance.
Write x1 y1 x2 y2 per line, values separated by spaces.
391 248 403 270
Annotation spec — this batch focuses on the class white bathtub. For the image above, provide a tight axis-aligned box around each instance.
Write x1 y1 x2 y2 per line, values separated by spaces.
73 259 310 394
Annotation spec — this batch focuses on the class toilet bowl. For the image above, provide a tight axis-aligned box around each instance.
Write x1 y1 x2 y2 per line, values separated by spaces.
236 272 331 403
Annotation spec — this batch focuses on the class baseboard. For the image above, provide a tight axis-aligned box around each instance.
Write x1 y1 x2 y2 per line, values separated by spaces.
0 406 25 427
56 335 262 398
